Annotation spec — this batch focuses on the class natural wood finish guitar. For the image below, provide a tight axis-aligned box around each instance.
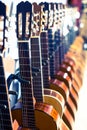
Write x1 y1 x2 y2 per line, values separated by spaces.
64 53 83 87
59 64 79 108
55 71 78 110
12 2 61 130
62 57 81 89
59 63 80 93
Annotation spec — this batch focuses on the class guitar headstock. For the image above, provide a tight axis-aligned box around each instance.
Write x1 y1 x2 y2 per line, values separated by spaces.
16 1 32 40
31 2 41 36
53 3 59 27
39 2 49 31
48 3 54 28
0 1 6 53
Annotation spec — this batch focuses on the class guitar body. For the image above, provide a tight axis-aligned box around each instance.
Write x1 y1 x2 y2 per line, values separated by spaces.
60 63 80 93
50 77 77 120
63 56 82 88
49 79 74 129
44 88 65 117
59 119 69 130
35 102 60 130
62 57 81 90
50 79 69 103
59 64 79 96
62 106 74 130
12 88 64 123
12 101 60 130
55 71 78 108
59 64 73 80
59 64 79 109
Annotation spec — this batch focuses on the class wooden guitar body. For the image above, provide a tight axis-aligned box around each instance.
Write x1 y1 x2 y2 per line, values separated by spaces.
35 102 60 130
59 64 73 80
50 78 76 119
63 55 82 88
59 63 80 92
62 106 74 130
55 71 78 109
49 74 75 129
59 64 79 108
62 57 81 90
59 119 70 130
12 101 60 130
44 88 65 117
59 64 79 99
12 87 65 127
50 79 69 103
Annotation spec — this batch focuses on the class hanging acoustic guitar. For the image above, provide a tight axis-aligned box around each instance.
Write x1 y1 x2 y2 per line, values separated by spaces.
12 2 61 130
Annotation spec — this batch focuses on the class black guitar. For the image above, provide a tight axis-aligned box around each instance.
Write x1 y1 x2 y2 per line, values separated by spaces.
0 1 13 130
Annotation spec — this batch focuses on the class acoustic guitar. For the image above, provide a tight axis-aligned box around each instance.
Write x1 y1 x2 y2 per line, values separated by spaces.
47 3 75 130
12 2 60 130
0 1 18 129
43 3 77 118
39 3 74 130
31 2 64 116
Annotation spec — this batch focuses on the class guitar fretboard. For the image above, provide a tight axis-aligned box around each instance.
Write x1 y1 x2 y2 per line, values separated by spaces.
48 28 57 79
18 42 36 129
31 37 43 102
40 31 50 88
0 56 12 130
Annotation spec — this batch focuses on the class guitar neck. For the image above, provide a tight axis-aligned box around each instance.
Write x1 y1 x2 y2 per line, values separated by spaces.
40 31 50 88
30 3 44 103
0 55 12 130
18 40 36 129
31 37 44 102
0 1 13 130
39 3 51 87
